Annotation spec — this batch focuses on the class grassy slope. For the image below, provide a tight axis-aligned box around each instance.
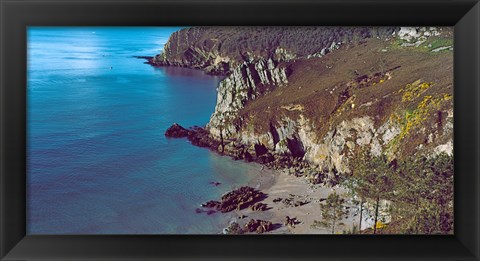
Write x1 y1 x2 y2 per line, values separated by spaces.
238 29 453 156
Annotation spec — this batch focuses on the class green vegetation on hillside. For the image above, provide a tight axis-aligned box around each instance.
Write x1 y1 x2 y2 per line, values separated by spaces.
391 36 454 53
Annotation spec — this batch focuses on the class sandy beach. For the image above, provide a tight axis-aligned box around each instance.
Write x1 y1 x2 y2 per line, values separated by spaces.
222 165 372 234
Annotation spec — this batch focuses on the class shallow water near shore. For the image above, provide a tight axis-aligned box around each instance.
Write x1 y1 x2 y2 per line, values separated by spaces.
27 27 261 234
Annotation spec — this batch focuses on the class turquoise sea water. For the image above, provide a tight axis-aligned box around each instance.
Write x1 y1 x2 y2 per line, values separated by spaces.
27 27 259 234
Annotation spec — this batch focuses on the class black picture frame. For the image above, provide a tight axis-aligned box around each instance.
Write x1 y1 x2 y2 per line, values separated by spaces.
1 0 479 260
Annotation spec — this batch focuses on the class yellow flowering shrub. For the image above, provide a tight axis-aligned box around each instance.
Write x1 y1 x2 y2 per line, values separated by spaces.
375 221 387 229
387 93 451 154
402 80 433 102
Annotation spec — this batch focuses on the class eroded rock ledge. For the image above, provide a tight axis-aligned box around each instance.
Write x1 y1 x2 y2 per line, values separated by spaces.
165 123 330 185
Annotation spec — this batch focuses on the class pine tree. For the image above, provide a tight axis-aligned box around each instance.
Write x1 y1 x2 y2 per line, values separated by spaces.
348 149 394 234
312 192 349 234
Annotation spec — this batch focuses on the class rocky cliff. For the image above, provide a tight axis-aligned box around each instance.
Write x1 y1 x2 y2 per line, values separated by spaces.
155 26 453 184
150 26 396 75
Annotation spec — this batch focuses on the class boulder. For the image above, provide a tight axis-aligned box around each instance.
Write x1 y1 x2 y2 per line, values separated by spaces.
202 186 266 213
284 216 300 227
224 222 244 235
244 219 273 233
250 202 268 211
273 197 283 203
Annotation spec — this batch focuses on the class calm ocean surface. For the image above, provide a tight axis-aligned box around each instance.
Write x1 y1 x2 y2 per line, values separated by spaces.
27 27 259 234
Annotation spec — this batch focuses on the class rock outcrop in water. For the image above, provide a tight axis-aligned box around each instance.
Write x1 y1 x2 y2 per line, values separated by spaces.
165 123 190 138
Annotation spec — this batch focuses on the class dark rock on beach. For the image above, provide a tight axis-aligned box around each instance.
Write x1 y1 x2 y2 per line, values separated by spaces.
284 216 300 227
281 194 310 207
223 222 244 235
250 202 268 211
224 219 274 234
201 186 266 213
244 219 273 234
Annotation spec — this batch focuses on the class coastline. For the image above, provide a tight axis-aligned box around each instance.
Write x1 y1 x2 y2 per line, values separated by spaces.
159 26 454 234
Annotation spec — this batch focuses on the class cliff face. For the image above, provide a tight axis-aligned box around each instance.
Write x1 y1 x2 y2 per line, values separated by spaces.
155 26 453 183
207 58 289 139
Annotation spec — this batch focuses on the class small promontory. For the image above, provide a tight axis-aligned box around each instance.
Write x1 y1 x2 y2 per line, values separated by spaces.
164 123 190 138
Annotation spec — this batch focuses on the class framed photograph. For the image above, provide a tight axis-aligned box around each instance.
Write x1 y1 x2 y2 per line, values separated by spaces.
1 0 479 260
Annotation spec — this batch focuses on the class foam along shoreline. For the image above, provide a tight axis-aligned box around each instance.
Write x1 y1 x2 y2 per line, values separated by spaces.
220 164 375 234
